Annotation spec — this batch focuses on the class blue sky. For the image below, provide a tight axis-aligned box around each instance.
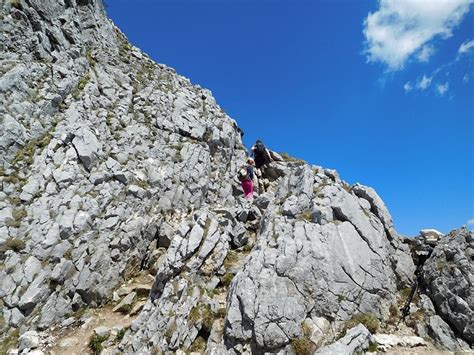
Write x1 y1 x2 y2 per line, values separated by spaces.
106 0 474 236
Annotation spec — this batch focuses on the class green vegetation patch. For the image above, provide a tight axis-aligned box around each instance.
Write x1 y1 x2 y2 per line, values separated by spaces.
221 272 235 287
188 303 216 332
66 307 89 319
223 250 239 269
5 207 27 228
1 238 26 253
116 328 126 342
88 334 109 355
72 73 91 99
10 0 21 9
0 329 20 355
280 152 307 164
164 320 177 341
291 337 315 355
343 313 380 335
400 287 419 304
297 211 313 222
367 342 379 352
12 133 52 166
188 336 206 353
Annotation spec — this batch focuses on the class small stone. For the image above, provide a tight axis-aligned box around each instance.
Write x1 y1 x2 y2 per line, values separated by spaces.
18 330 40 351
94 326 111 337
113 292 136 313
61 317 76 327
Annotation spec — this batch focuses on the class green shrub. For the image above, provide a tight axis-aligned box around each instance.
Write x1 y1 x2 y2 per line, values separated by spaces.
367 342 378 352
10 0 21 9
88 334 108 354
116 328 126 342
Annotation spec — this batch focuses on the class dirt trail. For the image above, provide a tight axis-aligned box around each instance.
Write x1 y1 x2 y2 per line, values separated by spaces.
47 306 134 355
44 272 155 354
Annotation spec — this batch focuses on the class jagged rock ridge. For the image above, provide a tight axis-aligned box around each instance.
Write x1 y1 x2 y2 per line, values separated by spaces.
0 0 472 354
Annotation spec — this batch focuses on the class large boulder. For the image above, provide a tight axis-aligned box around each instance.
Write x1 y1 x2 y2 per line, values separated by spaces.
225 166 412 351
420 227 474 346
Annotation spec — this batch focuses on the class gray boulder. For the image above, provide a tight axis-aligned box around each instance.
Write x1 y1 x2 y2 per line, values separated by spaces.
315 324 373 354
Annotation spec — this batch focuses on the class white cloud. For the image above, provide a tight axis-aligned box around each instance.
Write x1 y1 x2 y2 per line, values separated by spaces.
417 45 435 62
463 74 470 83
363 0 474 70
417 75 432 90
467 218 474 225
459 39 474 54
403 81 413 92
437 82 449 95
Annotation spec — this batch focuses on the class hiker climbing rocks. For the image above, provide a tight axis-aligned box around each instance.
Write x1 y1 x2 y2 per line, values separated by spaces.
251 139 273 171
238 158 255 199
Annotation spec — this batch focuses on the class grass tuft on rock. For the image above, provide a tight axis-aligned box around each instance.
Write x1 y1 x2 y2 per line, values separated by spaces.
223 250 239 269
0 329 20 355
116 328 126 342
291 337 315 355
12 133 52 166
343 313 380 335
188 336 206 353
280 152 307 164
221 272 235 287
1 238 26 253
189 303 215 332
88 334 109 355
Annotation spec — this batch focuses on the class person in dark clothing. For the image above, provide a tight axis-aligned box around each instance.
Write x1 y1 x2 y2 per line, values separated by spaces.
251 140 272 170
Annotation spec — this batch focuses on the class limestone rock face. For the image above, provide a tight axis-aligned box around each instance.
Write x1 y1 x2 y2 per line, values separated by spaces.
420 228 474 346
0 0 245 337
224 166 408 350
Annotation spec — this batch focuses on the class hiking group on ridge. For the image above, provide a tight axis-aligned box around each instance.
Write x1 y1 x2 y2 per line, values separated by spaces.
238 140 273 199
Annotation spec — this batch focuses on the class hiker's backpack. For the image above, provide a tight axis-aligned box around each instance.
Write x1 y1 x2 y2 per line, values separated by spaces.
237 167 248 181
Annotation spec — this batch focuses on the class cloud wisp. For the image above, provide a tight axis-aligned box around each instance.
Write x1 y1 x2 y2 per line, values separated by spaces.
363 0 474 71
459 39 474 55
436 82 449 95
417 75 433 90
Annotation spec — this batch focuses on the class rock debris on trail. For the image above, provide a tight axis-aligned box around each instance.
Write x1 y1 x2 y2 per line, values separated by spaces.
0 0 473 354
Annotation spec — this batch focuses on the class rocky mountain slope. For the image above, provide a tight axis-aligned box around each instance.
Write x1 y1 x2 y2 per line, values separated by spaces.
0 0 472 354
